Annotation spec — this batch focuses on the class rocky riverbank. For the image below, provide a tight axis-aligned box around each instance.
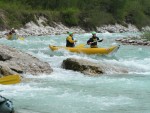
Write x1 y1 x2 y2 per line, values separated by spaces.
0 16 86 38
0 23 141 38
115 36 150 46
97 24 139 33
0 22 85 38
0 16 150 38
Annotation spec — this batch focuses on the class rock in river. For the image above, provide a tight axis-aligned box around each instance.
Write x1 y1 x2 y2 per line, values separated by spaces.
0 44 53 76
62 58 129 76
62 58 104 76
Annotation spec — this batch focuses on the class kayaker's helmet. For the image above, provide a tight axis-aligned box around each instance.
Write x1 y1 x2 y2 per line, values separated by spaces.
92 31 96 35
11 28 15 32
69 32 73 35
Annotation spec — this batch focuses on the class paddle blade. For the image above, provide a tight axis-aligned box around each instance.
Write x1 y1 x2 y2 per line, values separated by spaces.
75 44 85 48
0 75 21 85
18 37 25 40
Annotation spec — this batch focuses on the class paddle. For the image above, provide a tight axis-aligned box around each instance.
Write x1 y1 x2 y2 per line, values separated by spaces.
18 37 25 40
17 35 25 40
75 44 86 48
0 75 21 85
76 39 103 48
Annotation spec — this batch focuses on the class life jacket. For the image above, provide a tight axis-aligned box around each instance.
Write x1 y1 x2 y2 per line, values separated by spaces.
7 33 17 40
87 36 99 48
7 34 12 40
66 36 75 47
90 45 98 48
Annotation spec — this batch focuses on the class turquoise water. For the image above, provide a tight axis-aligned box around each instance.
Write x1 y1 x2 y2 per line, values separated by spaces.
0 32 150 113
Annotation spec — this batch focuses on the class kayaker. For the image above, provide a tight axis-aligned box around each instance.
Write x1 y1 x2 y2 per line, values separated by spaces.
87 31 103 48
6 28 17 40
9 28 16 35
66 32 77 47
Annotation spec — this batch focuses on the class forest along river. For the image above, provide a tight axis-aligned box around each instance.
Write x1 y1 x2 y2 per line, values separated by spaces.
0 32 150 113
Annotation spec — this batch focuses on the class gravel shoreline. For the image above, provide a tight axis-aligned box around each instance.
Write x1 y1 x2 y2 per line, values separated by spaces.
0 17 150 42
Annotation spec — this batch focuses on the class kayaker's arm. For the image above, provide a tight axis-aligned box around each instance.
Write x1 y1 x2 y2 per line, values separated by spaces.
98 38 103 42
87 38 103 45
87 38 93 45
67 36 77 43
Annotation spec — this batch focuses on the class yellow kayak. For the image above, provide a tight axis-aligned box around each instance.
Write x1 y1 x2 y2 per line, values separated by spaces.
49 45 120 54
0 75 21 85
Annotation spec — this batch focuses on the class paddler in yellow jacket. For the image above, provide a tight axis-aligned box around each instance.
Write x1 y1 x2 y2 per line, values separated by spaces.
7 28 17 40
66 32 77 47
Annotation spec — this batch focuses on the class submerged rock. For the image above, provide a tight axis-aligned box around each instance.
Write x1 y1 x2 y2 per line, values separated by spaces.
62 58 104 76
62 58 128 76
0 45 53 76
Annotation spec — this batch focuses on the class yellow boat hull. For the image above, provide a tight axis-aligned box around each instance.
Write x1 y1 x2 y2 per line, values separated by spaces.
0 75 21 85
49 45 120 55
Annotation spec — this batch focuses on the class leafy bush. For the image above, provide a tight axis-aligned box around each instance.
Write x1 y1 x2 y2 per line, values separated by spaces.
0 0 150 29
142 32 150 41
88 10 115 26
61 8 80 26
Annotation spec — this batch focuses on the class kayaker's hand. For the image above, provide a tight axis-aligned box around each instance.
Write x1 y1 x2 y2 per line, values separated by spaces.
88 42 92 45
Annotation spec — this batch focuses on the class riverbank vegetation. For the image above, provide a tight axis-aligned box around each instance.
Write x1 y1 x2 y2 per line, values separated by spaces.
142 32 150 41
0 0 150 30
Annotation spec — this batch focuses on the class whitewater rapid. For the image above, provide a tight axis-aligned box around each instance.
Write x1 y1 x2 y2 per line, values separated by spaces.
0 32 150 113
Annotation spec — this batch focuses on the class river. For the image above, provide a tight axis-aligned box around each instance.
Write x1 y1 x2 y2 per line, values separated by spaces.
0 32 150 113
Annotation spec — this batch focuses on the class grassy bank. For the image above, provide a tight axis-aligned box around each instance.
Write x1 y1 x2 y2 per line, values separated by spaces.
0 1 61 30
0 0 150 30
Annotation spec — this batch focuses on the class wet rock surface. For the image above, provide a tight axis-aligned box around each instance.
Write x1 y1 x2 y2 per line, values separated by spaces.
62 58 104 76
115 37 150 46
62 58 129 76
0 45 53 76
0 95 14 113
